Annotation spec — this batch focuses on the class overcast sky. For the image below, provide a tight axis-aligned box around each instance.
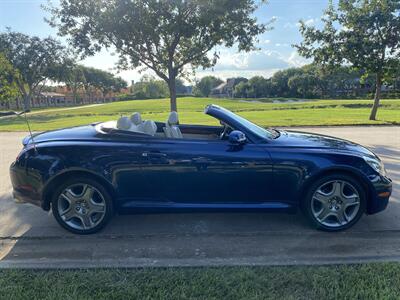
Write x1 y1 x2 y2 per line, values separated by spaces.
0 0 333 84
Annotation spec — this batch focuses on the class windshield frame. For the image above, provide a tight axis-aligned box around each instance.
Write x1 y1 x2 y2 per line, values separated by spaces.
205 105 278 142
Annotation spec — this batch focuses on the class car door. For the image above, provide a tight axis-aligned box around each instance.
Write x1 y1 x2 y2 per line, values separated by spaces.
104 137 153 205
140 137 273 204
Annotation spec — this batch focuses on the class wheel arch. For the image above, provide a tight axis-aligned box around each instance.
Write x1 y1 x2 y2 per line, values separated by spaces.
41 169 116 211
299 166 372 209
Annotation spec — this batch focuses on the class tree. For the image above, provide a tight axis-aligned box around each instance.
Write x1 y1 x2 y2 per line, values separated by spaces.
270 68 302 97
48 0 268 112
296 0 400 120
195 76 223 97
132 76 169 99
111 77 128 95
234 81 249 98
67 66 86 104
81 67 99 101
0 53 19 107
0 30 69 110
81 67 127 101
318 65 371 98
52 61 86 104
288 73 319 98
175 78 187 95
247 76 271 98
233 77 270 98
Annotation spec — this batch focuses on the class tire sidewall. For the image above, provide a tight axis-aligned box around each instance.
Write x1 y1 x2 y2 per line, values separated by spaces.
303 174 366 232
51 177 114 234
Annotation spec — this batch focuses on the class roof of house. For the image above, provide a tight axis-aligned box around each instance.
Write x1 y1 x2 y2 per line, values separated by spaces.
212 82 227 92
40 92 66 97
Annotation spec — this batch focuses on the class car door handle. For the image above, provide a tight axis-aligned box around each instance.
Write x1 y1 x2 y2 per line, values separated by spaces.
142 152 167 158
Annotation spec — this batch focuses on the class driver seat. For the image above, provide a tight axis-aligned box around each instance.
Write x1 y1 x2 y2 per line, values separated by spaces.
129 112 144 132
164 111 183 138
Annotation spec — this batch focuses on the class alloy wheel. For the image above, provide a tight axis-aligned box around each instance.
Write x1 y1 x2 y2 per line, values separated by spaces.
57 183 107 231
311 180 360 228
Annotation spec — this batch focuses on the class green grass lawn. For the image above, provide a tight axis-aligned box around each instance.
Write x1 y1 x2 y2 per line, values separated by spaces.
0 97 399 131
1 263 400 299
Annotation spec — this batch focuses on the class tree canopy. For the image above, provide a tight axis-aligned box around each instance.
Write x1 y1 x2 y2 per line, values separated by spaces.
51 60 86 104
231 64 377 99
0 30 69 110
0 53 19 105
131 75 169 99
84 68 127 97
194 76 223 97
48 0 268 112
296 0 400 120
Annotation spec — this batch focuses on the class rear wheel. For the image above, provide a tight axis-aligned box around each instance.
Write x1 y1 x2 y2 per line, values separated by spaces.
303 174 366 231
51 177 114 234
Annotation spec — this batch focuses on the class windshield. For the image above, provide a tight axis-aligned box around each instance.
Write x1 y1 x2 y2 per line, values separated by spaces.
217 107 278 139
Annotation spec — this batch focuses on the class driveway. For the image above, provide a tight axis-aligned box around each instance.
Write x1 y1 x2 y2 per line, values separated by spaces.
0 126 399 268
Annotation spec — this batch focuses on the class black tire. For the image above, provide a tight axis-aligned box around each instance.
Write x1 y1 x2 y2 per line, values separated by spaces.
51 177 114 234
302 174 366 232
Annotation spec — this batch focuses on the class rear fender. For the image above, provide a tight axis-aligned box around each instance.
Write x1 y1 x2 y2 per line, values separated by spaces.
41 168 116 210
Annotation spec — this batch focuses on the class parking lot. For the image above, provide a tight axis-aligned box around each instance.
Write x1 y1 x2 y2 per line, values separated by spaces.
0 126 399 268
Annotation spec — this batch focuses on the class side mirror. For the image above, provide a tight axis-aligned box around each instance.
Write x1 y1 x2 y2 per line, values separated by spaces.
228 130 247 145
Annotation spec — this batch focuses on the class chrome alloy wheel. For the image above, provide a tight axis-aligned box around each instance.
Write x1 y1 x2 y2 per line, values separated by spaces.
311 180 360 228
57 183 106 231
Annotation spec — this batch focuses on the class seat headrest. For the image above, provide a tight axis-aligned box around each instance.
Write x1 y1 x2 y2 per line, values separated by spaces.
116 116 132 130
130 112 142 125
167 111 179 125
142 120 157 136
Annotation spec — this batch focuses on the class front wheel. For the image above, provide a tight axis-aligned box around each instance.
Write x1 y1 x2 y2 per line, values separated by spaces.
303 174 366 231
51 177 114 234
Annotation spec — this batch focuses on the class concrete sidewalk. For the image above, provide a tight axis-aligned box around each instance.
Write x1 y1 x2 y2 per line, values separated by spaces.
0 126 399 268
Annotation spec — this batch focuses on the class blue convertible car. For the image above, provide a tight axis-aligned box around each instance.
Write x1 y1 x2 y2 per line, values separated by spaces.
10 105 392 234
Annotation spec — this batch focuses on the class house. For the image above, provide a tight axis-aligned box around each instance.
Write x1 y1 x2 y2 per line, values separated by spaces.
210 77 248 98
37 92 72 107
176 83 193 95
210 79 235 98
180 85 193 95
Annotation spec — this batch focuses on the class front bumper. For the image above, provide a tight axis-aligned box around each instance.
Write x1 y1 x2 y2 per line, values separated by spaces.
367 174 392 214
10 161 42 208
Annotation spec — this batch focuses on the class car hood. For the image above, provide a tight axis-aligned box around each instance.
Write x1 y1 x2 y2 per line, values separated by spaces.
275 130 376 157
23 124 100 145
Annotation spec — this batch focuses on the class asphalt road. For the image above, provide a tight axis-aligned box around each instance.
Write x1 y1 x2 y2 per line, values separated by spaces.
0 126 399 268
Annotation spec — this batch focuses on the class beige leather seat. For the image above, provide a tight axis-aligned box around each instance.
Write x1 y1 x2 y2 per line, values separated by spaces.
163 111 183 138
129 112 144 132
116 116 132 130
117 114 157 136
142 120 157 136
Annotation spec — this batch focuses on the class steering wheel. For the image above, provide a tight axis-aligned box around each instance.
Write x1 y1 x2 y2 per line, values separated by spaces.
219 124 229 140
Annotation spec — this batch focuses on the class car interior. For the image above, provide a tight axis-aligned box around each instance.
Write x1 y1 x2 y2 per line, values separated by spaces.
100 111 232 141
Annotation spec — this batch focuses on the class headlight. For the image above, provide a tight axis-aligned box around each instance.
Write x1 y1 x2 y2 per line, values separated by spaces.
363 155 387 176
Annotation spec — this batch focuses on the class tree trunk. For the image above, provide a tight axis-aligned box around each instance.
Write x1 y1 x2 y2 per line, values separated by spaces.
369 74 382 120
23 93 31 111
73 93 77 105
168 77 177 112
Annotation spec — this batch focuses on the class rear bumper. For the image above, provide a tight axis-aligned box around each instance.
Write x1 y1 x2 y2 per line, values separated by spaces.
367 175 392 215
9 161 43 208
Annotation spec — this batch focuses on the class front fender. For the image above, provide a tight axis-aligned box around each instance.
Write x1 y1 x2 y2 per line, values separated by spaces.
299 165 375 210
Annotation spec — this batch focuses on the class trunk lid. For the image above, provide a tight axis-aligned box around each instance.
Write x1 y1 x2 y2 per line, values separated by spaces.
22 124 100 146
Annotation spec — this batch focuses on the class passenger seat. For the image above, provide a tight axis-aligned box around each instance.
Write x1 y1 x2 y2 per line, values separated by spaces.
116 116 132 130
130 112 144 132
142 120 157 136
163 111 183 138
